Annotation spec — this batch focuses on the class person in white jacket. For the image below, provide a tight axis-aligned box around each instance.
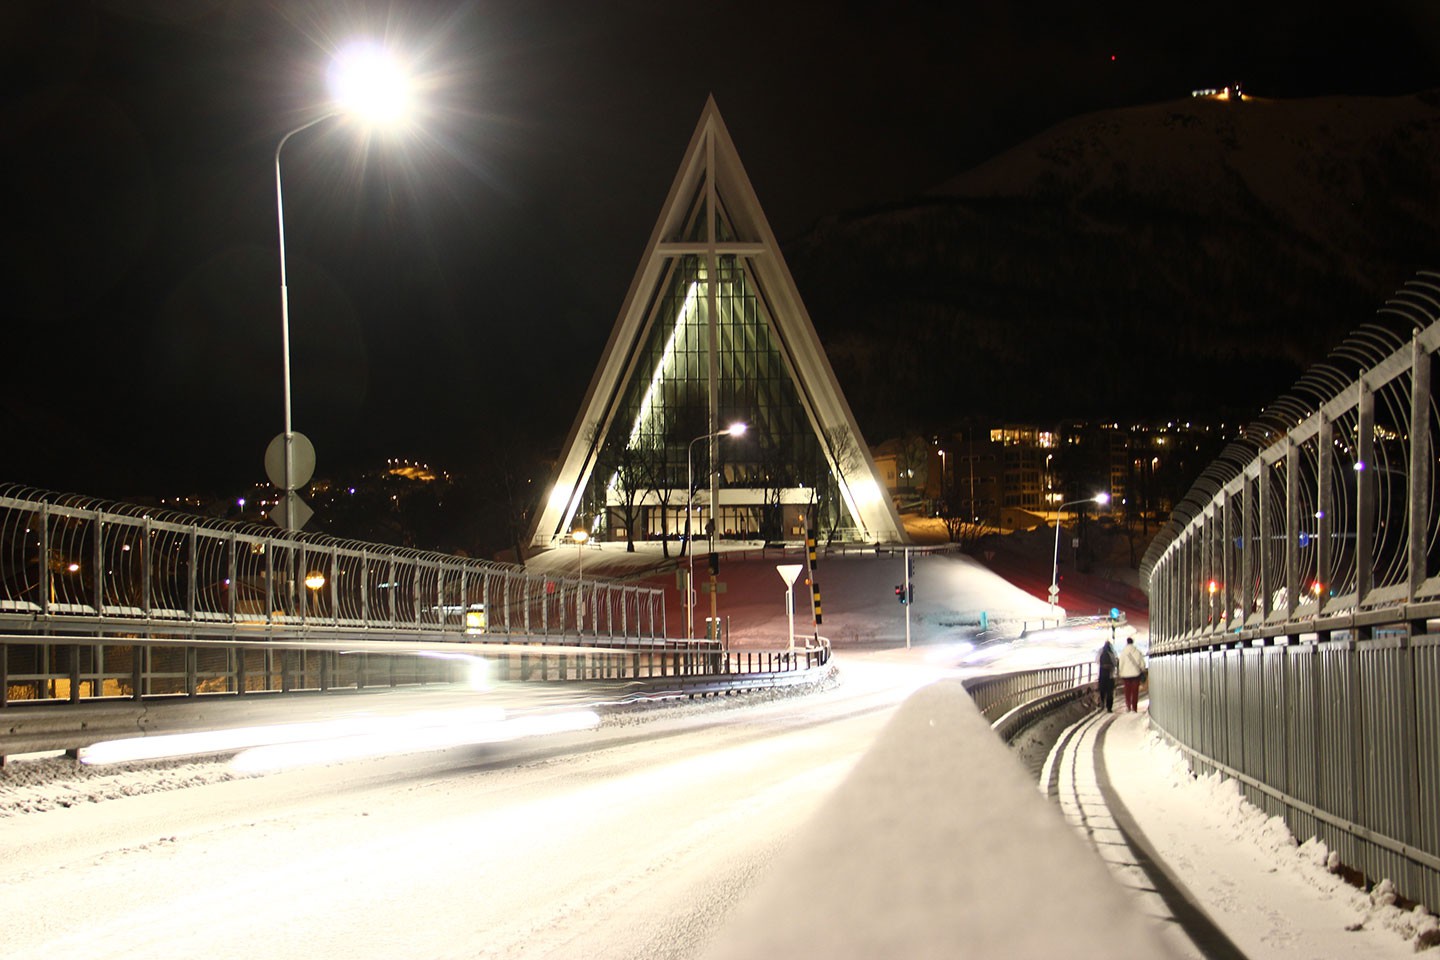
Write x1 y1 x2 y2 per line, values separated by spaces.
1117 637 1147 712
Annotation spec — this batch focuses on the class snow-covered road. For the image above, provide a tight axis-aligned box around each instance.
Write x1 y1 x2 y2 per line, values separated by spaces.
0 653 936 960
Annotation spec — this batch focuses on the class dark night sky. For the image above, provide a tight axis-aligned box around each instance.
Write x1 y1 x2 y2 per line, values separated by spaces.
4 0 1440 500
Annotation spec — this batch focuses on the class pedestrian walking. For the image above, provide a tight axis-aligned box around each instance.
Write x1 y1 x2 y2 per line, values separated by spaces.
1118 637 1146 712
1097 639 1117 713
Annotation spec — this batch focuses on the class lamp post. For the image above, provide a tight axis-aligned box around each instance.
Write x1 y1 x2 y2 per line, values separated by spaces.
686 422 747 640
303 571 326 618
936 449 946 514
572 527 588 633
272 41 412 531
1050 492 1110 613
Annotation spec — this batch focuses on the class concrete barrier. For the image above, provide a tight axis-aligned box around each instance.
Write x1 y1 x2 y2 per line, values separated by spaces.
701 679 1181 959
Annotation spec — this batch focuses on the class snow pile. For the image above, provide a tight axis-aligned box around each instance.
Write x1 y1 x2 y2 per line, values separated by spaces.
0 755 237 816
1137 728 1440 953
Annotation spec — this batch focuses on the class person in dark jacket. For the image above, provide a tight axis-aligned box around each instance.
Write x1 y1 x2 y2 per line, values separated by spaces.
1097 640 1117 713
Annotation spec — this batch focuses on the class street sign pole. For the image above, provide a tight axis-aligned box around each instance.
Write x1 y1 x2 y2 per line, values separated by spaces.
776 564 804 654
904 547 912 649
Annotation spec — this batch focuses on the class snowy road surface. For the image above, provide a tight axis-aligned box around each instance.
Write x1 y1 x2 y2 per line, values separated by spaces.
0 652 936 960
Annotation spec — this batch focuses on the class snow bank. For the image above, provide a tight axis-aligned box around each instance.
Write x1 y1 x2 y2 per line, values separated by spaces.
1167 736 1440 949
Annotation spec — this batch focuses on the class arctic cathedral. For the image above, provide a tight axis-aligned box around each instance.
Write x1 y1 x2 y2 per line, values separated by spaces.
529 98 906 549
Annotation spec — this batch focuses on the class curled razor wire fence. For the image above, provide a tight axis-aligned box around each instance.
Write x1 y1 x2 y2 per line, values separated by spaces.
1140 270 1440 913
0 484 666 645
0 485 686 710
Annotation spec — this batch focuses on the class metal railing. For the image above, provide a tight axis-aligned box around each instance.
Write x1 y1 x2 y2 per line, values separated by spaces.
1140 270 1440 913
0 637 833 758
966 662 1096 734
0 485 673 706
0 485 665 643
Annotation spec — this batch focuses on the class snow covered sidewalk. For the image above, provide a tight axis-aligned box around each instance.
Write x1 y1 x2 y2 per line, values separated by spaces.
1060 703 1439 957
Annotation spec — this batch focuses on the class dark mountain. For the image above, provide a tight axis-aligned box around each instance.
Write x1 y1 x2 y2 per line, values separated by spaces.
783 90 1440 439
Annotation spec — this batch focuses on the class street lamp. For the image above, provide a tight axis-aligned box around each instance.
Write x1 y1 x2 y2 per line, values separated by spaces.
936 449 946 514
686 422 747 640
272 41 413 531
572 527 588 632
304 571 326 617
1050 492 1110 613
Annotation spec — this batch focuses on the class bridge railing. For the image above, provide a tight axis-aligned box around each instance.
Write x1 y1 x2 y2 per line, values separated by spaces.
1140 270 1440 914
0 485 666 647
965 662 1095 735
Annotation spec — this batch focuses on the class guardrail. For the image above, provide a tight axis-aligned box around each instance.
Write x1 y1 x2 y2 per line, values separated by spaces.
966 662 1096 740
0 638 832 759
0 484 678 708
1140 270 1440 914
0 485 666 646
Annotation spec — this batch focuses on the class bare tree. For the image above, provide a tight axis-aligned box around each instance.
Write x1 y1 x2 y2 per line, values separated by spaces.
896 432 931 494
817 425 866 543
586 424 647 552
637 437 678 559
937 450 986 551
941 509 987 551
754 430 797 541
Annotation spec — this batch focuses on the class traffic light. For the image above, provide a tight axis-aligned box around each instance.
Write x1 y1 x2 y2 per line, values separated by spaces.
708 552 720 575
895 585 907 604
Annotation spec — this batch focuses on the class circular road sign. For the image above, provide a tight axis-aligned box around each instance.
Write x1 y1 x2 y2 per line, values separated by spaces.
265 432 316 490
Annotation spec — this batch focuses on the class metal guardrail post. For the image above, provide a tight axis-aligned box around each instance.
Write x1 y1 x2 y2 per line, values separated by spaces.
1355 382 1376 601
1410 336 1432 593
93 516 105 614
39 502 50 616
187 526 198 618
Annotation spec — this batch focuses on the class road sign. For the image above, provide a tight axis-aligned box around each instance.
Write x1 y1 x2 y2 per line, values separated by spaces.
264 432 316 490
269 492 313 531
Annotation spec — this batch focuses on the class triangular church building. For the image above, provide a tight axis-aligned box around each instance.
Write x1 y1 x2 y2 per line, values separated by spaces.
530 98 907 549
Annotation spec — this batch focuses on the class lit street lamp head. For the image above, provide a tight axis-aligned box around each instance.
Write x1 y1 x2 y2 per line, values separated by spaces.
328 41 413 126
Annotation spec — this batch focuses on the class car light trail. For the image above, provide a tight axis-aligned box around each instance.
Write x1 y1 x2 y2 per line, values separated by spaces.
229 708 601 774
